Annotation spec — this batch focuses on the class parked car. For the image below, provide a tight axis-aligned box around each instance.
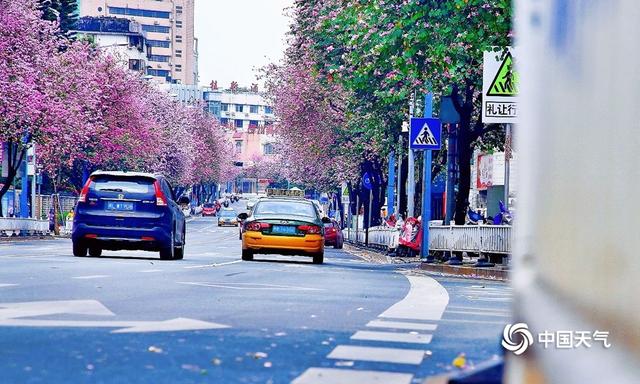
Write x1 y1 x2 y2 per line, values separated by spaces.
324 219 344 249
71 171 188 260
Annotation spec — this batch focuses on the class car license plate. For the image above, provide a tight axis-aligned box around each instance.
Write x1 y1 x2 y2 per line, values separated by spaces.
106 201 134 211
272 225 296 235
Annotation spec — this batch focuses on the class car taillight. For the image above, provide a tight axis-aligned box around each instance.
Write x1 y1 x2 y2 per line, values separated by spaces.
299 225 321 234
78 178 93 203
246 222 270 231
154 180 168 206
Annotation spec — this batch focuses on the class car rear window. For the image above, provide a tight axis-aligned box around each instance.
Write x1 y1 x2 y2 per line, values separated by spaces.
220 210 236 217
203 203 214 208
254 201 317 218
91 177 154 194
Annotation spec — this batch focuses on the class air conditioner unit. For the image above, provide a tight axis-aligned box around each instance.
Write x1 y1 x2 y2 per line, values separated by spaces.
165 36 170 41
244 113 249 117
154 21 159 25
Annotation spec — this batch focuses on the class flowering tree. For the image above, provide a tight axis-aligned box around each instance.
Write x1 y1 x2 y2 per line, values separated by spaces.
271 0 512 222
0 0 236 215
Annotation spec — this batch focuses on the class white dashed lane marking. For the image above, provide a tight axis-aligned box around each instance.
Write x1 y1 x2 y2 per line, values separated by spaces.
292 368 413 384
366 319 438 331
71 275 109 279
351 330 433 345
0 284 19 288
327 345 426 365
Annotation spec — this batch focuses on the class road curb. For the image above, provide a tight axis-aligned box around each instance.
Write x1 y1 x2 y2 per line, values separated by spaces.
343 243 421 264
0 235 56 242
418 263 509 282
344 243 509 281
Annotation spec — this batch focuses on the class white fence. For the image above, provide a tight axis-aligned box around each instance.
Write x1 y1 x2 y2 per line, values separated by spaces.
0 218 49 236
345 224 512 255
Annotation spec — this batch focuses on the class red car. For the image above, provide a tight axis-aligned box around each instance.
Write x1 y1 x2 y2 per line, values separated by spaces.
323 219 344 249
202 203 217 217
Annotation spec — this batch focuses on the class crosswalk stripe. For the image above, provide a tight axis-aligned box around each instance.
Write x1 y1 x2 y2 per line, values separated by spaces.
366 319 437 331
444 310 511 317
292 368 413 384
327 345 425 365
351 330 432 344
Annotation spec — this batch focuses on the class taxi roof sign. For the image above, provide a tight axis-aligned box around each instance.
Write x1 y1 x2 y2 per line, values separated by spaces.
266 188 305 198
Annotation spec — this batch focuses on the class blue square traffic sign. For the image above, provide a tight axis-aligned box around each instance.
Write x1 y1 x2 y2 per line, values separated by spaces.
410 118 442 150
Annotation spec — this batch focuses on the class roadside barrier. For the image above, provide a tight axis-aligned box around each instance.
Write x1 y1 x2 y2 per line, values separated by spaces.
344 224 511 260
0 218 50 237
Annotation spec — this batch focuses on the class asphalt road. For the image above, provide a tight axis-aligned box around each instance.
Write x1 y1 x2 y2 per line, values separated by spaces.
0 202 512 383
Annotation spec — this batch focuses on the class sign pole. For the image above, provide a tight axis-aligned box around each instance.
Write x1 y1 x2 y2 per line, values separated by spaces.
504 124 511 210
407 92 416 217
421 92 434 261
355 194 359 244
31 144 36 219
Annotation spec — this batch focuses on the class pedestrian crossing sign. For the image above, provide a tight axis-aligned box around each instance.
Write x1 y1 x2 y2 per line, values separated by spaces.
409 118 442 150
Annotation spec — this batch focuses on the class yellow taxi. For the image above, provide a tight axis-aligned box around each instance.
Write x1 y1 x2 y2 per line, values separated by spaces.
237 189 330 264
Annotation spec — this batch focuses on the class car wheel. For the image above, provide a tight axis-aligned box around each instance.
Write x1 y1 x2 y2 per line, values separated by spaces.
312 252 324 264
73 241 87 257
241 249 253 261
335 238 343 249
174 229 185 260
89 247 102 257
160 233 175 260
239 231 242 240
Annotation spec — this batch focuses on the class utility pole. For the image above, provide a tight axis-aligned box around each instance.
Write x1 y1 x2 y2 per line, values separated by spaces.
504 124 512 209
421 93 434 261
386 151 395 217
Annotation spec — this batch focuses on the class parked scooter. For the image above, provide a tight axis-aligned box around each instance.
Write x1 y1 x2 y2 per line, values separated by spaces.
491 201 513 225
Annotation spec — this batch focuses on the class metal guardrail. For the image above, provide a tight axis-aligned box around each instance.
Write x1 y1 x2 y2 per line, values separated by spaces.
344 224 512 255
0 218 50 236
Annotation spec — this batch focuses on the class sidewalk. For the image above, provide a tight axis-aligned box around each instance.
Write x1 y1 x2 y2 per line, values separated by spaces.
343 242 509 282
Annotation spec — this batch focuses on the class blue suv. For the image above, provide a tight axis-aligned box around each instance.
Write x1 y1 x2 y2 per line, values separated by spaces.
72 171 188 260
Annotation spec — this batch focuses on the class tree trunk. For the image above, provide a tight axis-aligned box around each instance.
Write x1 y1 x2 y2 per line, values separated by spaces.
0 140 26 218
454 125 473 225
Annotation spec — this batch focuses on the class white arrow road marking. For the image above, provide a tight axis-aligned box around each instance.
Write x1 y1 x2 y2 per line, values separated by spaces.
0 300 115 319
0 284 18 288
0 300 229 333
178 282 324 291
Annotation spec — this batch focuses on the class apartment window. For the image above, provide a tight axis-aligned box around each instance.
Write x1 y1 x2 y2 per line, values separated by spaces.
175 35 183 43
221 103 229 112
220 118 228 125
147 40 170 48
264 106 273 114
142 25 170 33
235 104 244 113
249 120 258 128
249 105 259 114
147 68 170 78
235 141 242 154
108 7 170 19
175 64 182 72
176 5 183 13
176 20 183 28
148 55 170 63
128 59 143 72
235 119 244 128
263 143 274 155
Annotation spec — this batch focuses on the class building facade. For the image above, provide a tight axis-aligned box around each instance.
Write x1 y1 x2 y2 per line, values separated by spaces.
80 0 197 85
75 16 149 73
203 83 278 193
